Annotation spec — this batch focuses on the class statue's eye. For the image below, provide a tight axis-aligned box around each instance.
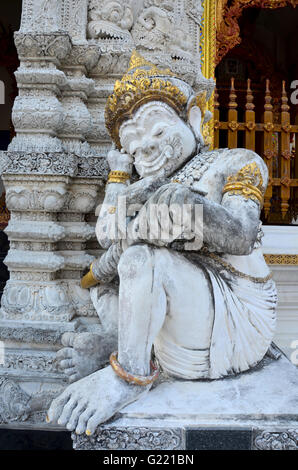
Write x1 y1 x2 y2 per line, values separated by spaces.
154 129 164 137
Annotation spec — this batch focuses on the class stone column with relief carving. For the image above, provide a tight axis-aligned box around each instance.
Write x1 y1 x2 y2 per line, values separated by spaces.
0 0 105 422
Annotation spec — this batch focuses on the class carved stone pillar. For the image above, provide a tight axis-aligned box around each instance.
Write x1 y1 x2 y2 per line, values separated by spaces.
0 0 210 430
0 0 105 419
59 45 99 156
62 0 89 45
9 33 71 153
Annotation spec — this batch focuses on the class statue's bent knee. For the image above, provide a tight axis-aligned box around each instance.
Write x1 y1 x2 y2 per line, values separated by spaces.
118 244 154 279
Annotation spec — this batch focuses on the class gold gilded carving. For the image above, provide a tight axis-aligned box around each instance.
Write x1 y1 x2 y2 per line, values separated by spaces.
0 193 10 230
201 0 217 149
107 171 130 184
110 352 159 386
216 1 297 65
223 162 264 205
80 264 100 289
105 51 187 149
264 254 298 265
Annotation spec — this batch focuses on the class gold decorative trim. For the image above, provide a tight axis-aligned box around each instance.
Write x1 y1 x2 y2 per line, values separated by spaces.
264 255 298 265
105 51 188 149
110 351 159 386
223 162 264 205
216 0 297 66
80 264 100 289
108 206 117 214
107 170 131 184
201 0 217 149
0 192 10 230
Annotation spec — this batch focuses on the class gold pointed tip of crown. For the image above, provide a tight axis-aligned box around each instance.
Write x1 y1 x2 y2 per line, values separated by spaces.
128 49 154 71
86 430 92 436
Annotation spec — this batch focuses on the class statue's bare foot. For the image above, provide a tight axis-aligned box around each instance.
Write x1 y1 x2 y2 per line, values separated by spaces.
57 332 113 383
47 366 150 434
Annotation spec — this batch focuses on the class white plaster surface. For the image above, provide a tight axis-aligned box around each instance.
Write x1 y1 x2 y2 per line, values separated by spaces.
115 355 298 426
262 225 298 255
262 226 298 358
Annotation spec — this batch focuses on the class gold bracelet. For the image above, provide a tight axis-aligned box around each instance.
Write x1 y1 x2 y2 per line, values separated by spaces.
80 263 100 289
107 171 130 184
110 351 159 386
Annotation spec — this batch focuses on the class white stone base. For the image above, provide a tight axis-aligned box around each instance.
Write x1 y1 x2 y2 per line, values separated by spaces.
72 354 298 450
263 226 298 359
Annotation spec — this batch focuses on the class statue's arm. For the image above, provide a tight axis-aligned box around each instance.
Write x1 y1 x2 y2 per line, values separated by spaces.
95 149 132 249
195 191 261 255
131 154 267 256
191 155 268 255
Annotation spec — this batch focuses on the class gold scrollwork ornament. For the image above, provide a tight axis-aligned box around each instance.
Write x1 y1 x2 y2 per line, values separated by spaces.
223 162 265 206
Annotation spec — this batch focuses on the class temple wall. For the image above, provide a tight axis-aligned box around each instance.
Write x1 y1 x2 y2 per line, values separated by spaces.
0 0 208 427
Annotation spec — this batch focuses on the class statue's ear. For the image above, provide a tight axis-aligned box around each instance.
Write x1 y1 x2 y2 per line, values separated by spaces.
188 106 205 147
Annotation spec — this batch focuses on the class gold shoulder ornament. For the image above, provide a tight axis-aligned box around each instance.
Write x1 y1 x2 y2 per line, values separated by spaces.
222 162 265 206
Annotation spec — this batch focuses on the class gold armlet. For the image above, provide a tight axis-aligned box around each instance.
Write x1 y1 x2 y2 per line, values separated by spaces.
222 182 264 206
80 264 100 289
222 162 265 206
110 351 159 386
107 171 130 184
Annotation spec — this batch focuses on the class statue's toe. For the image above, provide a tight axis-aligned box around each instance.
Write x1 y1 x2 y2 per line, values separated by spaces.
64 368 79 383
57 398 79 426
68 372 80 384
86 410 107 435
75 408 96 435
66 400 87 431
57 347 73 361
47 390 72 424
60 358 75 370
61 332 76 347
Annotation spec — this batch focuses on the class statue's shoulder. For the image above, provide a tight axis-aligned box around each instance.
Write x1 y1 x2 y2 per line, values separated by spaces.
173 147 268 188
173 148 227 184
218 148 268 186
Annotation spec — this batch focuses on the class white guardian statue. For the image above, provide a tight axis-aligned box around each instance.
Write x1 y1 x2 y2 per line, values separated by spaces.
47 51 277 436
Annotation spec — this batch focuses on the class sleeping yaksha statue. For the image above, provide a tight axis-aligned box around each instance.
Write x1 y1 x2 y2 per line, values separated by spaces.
47 51 277 436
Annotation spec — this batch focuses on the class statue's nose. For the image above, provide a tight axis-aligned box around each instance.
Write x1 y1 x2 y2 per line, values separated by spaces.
143 140 157 155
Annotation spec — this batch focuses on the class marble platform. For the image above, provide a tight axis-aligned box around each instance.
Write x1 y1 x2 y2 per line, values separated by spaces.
72 354 298 450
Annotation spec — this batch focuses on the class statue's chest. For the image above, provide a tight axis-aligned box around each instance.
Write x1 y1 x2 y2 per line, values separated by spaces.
172 150 227 203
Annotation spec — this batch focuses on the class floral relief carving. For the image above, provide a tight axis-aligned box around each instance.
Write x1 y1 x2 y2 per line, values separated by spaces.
131 2 192 59
1 281 75 322
0 378 31 424
62 0 88 43
88 0 134 41
72 427 183 450
14 33 71 61
253 430 298 450
20 0 62 33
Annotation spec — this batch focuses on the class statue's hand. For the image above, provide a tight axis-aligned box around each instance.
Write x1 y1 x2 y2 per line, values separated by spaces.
121 175 168 205
129 183 201 246
107 147 133 175
145 182 196 207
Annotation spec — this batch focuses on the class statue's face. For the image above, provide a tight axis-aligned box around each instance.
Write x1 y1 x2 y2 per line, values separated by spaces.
119 102 196 178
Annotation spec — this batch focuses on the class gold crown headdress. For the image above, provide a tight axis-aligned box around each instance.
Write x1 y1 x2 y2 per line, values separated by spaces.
105 50 208 149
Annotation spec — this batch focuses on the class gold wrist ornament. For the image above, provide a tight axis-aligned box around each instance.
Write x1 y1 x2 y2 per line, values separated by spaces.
107 171 130 184
222 162 265 206
110 351 159 386
80 263 100 289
